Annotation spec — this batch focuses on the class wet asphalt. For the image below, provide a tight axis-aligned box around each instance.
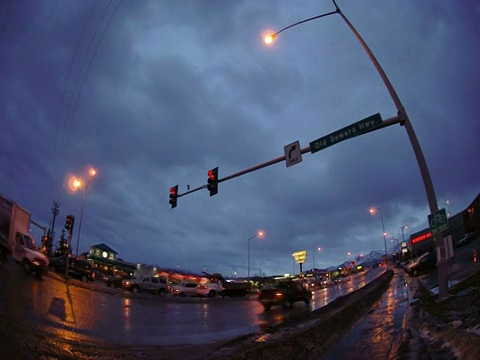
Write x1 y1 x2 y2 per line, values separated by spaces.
319 268 411 359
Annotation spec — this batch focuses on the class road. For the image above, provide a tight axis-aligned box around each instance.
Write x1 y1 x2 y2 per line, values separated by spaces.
2 235 477 357
0 257 386 347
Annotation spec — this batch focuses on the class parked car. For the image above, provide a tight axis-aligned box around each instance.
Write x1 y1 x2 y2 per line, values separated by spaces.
121 276 167 295
49 254 95 282
456 232 477 247
103 274 135 288
257 279 312 311
170 281 199 297
405 252 437 277
196 281 224 298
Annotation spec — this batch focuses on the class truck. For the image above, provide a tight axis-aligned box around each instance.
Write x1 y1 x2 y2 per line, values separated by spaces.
0 194 49 277
201 272 251 297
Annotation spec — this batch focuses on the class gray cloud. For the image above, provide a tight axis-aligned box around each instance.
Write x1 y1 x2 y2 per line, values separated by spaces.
1 0 478 276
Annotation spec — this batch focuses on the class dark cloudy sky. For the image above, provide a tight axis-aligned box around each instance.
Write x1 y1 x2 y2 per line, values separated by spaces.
1 0 479 277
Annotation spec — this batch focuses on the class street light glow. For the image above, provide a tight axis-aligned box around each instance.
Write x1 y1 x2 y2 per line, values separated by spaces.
264 34 275 44
73 179 81 189
88 168 97 177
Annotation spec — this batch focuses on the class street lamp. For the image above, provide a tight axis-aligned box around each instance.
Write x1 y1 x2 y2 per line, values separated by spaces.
401 224 408 243
369 207 387 258
75 167 97 257
265 0 446 298
247 230 264 279
312 247 321 269
401 224 408 260
344 251 351 262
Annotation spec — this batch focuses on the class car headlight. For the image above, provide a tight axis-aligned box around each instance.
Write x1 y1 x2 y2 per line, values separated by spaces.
32 259 43 266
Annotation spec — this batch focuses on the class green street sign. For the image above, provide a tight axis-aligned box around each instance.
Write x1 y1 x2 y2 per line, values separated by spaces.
310 113 383 154
428 208 448 236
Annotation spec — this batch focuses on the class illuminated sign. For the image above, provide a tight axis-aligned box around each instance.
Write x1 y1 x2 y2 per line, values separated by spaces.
411 232 432 244
292 250 307 264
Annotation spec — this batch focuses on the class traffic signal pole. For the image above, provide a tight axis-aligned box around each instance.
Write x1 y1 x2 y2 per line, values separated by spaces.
176 115 401 198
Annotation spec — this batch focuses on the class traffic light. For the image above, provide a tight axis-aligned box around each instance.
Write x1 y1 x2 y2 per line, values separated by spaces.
64 214 75 234
169 185 178 209
207 167 218 196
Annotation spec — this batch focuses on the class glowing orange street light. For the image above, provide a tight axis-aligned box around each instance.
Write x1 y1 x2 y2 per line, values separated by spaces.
73 179 81 190
264 34 275 45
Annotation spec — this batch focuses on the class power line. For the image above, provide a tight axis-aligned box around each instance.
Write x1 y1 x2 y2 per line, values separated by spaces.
53 0 123 205
52 0 99 201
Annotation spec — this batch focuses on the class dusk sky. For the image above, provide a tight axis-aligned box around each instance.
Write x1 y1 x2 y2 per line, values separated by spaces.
1 0 479 277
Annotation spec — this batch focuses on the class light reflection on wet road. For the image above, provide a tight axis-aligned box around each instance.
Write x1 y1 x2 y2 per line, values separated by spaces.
320 268 412 360
0 259 386 346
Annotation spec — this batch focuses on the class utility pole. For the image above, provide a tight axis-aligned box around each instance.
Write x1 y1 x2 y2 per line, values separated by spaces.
50 202 60 250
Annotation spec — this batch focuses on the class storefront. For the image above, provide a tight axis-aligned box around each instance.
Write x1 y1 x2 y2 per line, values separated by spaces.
409 229 435 258
87 243 137 275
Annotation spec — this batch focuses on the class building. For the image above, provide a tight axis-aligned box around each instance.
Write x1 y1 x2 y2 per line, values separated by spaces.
87 243 137 275
409 192 480 257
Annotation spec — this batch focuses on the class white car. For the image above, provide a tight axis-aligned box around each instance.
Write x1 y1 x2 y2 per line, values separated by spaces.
171 281 199 297
122 276 167 295
196 281 224 297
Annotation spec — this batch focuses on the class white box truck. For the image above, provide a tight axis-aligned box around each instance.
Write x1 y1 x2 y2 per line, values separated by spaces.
0 194 49 276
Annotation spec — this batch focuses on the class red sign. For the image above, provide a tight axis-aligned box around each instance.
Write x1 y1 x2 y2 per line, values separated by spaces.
411 232 432 244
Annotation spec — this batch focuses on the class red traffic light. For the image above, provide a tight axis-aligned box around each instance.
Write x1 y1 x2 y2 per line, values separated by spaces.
207 167 218 196
169 185 178 209
65 214 75 233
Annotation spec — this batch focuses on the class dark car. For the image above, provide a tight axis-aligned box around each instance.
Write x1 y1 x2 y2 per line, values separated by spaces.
49 255 95 282
456 232 477 247
258 280 312 311
405 252 437 277
103 274 134 288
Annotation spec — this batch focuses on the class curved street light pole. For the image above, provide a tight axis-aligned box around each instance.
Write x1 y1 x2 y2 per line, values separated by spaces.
401 224 408 243
312 247 321 269
370 207 387 258
248 231 264 279
401 224 408 261
266 0 446 299
75 169 96 257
